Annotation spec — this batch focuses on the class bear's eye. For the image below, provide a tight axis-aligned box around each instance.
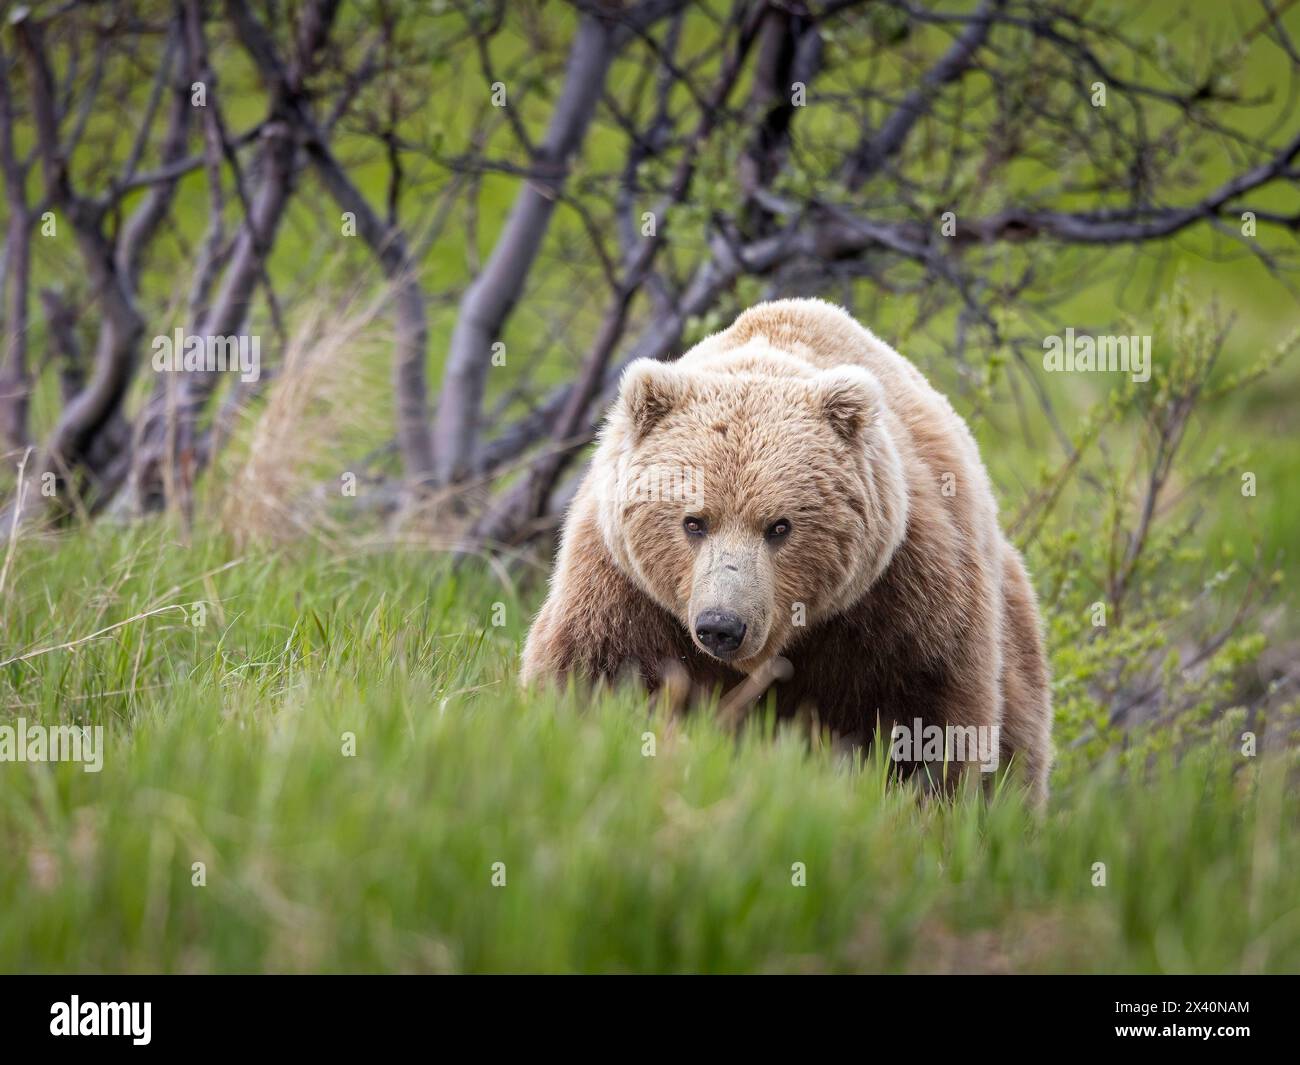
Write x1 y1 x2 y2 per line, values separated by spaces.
683 516 708 538
765 518 792 542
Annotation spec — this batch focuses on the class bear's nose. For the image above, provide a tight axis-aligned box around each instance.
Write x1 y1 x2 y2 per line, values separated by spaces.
694 609 747 658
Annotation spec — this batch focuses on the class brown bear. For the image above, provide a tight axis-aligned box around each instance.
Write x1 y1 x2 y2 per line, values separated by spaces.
522 299 1053 803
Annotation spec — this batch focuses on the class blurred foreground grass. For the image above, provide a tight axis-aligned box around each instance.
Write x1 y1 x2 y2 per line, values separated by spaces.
0 524 1297 973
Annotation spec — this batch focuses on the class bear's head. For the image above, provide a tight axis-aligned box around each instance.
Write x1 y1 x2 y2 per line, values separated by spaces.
593 350 909 672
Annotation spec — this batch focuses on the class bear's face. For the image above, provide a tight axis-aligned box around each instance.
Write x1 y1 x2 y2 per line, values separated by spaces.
594 352 908 672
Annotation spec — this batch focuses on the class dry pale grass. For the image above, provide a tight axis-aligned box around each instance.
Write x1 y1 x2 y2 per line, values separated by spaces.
214 286 392 549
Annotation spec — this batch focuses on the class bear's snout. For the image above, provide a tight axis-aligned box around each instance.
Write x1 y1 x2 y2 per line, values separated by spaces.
694 609 747 658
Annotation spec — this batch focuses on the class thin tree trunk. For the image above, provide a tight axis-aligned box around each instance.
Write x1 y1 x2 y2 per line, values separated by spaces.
130 121 298 512
432 15 618 486
0 53 32 451
0 212 31 450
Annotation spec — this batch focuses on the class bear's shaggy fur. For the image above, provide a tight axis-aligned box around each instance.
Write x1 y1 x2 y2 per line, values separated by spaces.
522 299 1053 802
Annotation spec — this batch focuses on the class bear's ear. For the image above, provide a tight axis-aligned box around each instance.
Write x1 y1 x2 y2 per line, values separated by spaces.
811 367 883 441
616 359 690 440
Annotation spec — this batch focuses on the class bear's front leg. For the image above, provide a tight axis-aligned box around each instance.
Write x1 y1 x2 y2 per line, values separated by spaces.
911 655 1005 800
521 508 696 691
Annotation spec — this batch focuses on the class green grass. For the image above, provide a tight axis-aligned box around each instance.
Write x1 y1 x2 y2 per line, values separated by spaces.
1 524 1297 973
